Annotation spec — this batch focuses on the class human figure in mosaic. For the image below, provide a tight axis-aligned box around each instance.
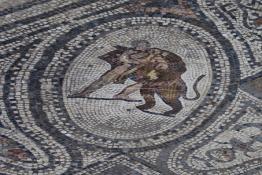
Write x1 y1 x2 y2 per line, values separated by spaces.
69 40 205 115
68 40 153 98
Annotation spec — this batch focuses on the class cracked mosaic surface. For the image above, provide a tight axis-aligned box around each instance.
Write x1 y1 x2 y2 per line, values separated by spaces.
0 0 261 174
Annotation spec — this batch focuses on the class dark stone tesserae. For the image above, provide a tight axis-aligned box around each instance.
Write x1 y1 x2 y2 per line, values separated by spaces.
0 0 261 174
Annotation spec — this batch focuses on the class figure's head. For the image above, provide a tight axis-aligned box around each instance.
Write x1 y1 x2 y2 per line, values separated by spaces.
131 40 151 51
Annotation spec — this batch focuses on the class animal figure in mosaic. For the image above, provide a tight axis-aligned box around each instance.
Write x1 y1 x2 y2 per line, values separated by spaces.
69 40 205 115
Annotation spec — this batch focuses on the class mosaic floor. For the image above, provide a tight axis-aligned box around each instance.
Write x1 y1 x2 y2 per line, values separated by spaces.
0 0 261 174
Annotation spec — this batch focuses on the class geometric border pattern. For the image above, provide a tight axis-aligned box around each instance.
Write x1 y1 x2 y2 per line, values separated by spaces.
0 0 261 174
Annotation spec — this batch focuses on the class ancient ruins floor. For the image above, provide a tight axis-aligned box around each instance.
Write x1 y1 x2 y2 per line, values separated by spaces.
0 0 261 174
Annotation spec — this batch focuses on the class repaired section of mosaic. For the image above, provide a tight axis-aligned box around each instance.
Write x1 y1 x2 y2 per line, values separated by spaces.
0 0 261 174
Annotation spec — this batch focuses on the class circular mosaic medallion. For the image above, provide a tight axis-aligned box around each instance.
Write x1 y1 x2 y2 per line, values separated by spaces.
64 26 212 139
40 17 231 148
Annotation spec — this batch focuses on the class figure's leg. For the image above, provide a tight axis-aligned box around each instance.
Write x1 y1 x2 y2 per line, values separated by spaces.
163 99 182 115
136 85 156 110
69 77 109 97
69 65 130 97
158 86 183 115
113 83 143 100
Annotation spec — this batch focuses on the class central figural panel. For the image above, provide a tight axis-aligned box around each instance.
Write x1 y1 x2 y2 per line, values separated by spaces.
63 26 211 141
